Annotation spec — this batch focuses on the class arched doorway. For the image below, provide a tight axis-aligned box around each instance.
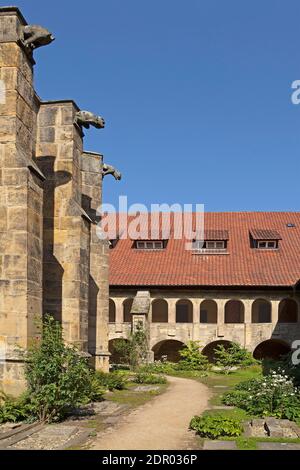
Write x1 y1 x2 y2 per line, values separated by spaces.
152 299 168 323
202 340 234 362
252 299 271 323
109 299 116 323
225 300 244 323
278 299 298 323
253 339 291 360
123 298 134 323
152 340 185 362
176 299 193 323
109 338 129 364
200 300 217 323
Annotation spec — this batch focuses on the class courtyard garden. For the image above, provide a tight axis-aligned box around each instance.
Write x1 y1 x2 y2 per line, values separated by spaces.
0 318 299 450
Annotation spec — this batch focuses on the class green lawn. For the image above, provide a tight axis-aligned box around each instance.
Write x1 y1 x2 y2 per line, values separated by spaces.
107 381 168 407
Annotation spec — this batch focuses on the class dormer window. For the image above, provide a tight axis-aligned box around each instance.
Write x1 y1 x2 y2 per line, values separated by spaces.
206 240 225 249
250 228 281 250
192 230 229 254
193 240 226 250
257 240 277 249
136 241 164 250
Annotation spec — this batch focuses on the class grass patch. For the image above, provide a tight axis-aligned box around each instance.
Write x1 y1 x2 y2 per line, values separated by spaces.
106 382 168 408
232 436 300 450
202 406 251 422
199 365 262 389
198 365 262 409
235 437 258 450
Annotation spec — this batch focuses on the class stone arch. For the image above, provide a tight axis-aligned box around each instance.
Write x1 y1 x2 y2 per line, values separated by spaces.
202 340 235 363
152 339 185 362
200 299 217 323
108 338 129 364
152 299 168 323
123 298 134 323
251 299 271 323
176 299 193 323
253 339 291 360
109 299 116 323
225 300 244 323
278 298 298 323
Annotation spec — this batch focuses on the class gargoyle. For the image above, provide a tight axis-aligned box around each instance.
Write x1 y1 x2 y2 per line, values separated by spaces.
74 111 105 130
22 25 55 50
102 164 122 181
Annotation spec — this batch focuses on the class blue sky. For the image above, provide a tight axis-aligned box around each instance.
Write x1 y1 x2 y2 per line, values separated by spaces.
14 0 300 211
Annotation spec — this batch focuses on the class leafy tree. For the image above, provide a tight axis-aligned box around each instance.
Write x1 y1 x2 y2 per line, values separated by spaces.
179 341 210 370
25 315 93 422
214 342 256 374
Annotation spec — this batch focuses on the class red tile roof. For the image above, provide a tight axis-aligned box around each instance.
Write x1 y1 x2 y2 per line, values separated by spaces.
199 229 229 240
109 212 300 287
249 228 282 240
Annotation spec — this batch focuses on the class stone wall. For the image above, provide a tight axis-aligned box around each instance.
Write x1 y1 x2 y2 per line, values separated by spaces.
36 101 90 353
81 152 110 371
0 7 44 394
0 7 111 393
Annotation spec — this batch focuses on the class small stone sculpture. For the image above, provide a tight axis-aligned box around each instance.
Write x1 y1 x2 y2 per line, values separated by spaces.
102 164 122 181
22 25 55 50
74 111 105 130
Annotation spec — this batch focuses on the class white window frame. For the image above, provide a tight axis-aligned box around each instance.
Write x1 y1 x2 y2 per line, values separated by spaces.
136 241 164 250
206 240 225 249
257 240 277 249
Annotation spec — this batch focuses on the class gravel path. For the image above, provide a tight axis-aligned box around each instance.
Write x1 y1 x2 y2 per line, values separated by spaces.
92 376 210 450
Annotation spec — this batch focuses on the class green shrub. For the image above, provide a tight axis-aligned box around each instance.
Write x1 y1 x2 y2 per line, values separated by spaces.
214 343 256 374
179 341 210 371
139 361 177 375
93 371 126 391
24 315 94 423
222 371 300 421
133 373 167 385
263 354 300 387
0 394 32 424
222 390 249 408
190 414 243 439
89 377 106 402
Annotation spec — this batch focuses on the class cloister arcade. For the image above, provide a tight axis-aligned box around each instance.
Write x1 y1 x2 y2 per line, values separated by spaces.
108 293 300 362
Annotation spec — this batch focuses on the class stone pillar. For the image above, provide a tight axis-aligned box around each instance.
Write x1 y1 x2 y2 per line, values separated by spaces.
36 101 90 353
191 299 201 323
81 151 110 371
0 7 44 395
271 300 280 325
244 300 253 349
216 299 225 338
115 297 124 324
167 299 177 324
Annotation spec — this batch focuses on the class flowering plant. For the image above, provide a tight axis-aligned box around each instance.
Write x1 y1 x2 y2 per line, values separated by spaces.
222 369 300 421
